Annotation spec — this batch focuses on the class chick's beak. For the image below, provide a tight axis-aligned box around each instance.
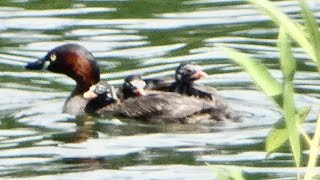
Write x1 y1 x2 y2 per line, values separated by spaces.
83 91 98 100
83 85 98 100
133 88 146 96
191 70 208 80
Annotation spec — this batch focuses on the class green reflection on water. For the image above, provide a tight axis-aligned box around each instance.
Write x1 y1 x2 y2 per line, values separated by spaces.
0 0 318 179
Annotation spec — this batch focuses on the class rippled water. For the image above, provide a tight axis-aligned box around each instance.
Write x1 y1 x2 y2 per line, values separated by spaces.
0 0 320 179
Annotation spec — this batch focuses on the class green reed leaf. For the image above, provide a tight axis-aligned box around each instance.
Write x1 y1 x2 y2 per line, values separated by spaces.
299 0 320 69
279 28 296 81
297 106 312 124
208 164 245 180
278 29 301 167
247 0 315 62
223 48 283 107
266 106 310 156
283 84 301 167
304 115 320 180
266 121 287 156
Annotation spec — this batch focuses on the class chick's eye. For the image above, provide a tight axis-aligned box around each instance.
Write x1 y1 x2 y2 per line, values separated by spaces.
95 84 110 94
185 69 193 74
124 82 131 87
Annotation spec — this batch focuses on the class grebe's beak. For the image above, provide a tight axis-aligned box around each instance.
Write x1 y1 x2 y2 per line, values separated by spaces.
133 88 146 96
191 70 208 80
25 59 45 70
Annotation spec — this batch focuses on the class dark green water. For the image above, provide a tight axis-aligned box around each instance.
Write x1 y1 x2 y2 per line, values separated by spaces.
0 0 319 179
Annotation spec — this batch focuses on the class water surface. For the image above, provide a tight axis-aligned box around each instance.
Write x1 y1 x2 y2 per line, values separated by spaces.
0 0 320 179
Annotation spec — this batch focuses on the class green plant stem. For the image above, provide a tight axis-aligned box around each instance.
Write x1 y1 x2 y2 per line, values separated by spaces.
304 115 320 180
299 126 311 145
278 28 301 167
282 83 301 167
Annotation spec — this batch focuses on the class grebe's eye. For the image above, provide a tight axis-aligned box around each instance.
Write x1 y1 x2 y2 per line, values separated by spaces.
50 53 57 62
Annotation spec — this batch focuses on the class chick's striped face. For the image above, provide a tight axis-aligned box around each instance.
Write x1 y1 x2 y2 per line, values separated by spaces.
128 79 146 90
124 75 146 90
83 83 115 100
176 63 206 82
179 64 200 76
122 75 147 97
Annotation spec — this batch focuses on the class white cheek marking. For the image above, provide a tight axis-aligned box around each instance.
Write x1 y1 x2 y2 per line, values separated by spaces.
111 86 118 100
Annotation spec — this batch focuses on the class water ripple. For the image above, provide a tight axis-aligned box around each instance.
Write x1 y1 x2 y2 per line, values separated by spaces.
1 0 320 179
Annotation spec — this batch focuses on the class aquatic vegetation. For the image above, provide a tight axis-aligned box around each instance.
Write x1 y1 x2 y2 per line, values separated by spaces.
223 0 320 179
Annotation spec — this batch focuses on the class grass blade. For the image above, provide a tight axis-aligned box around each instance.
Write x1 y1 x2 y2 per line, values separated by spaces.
304 115 320 180
283 85 301 167
247 0 315 62
278 28 301 167
279 28 296 81
208 164 245 180
223 47 283 107
299 0 320 69
266 121 287 156
266 106 310 156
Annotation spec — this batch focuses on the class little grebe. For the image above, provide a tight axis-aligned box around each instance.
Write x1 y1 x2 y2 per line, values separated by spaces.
143 63 219 101
26 44 237 123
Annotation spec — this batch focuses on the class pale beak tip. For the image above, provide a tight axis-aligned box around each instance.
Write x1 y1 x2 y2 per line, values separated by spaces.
83 91 98 100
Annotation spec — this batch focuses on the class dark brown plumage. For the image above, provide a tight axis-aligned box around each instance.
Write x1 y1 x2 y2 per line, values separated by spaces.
144 63 219 101
87 75 237 123
87 80 233 123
